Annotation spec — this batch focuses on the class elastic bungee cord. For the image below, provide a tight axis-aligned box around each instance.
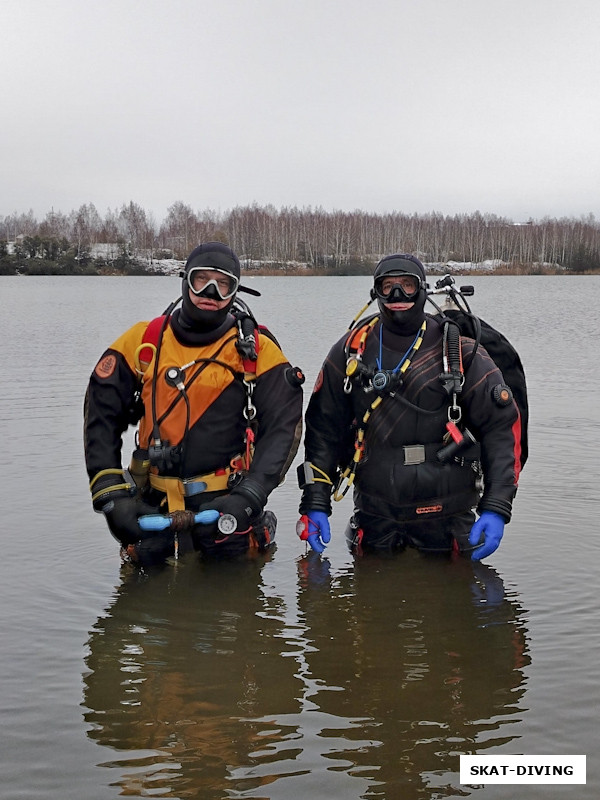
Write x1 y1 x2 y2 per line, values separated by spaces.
376 322 423 373
334 318 427 501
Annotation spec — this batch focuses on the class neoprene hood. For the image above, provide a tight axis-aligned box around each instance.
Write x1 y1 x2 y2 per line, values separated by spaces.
373 253 428 334
179 242 240 333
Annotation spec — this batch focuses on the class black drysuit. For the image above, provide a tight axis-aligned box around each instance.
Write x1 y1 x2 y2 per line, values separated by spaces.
300 314 522 553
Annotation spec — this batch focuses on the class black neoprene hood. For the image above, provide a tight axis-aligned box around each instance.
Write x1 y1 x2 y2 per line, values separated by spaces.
184 242 241 280
373 253 428 334
373 254 427 283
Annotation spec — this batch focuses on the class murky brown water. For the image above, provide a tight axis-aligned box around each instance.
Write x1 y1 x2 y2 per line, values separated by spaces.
1 275 598 799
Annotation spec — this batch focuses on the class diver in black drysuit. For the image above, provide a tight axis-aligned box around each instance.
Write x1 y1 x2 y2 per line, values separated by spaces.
298 254 522 559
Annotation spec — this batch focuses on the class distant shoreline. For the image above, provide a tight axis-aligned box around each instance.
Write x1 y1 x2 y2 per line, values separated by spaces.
2 267 594 277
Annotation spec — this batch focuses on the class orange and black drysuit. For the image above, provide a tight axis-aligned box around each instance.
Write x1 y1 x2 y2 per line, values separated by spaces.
300 315 522 553
85 308 303 558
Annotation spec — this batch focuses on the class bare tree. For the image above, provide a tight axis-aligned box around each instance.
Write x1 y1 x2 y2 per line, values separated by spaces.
3 200 600 273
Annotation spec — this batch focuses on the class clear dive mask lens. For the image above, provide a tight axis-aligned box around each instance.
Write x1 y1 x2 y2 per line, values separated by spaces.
374 273 421 302
187 267 239 300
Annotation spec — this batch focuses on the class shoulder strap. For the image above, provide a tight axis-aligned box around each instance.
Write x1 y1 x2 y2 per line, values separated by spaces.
257 323 280 348
143 314 168 349
345 315 379 358
134 315 169 375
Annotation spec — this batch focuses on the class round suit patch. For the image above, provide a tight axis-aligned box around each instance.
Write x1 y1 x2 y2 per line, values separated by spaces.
95 354 117 379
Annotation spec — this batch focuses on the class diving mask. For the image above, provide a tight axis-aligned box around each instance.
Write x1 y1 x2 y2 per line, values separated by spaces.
373 273 422 302
187 267 240 300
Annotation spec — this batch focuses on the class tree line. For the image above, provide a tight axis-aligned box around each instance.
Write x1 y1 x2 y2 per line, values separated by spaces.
1 201 600 275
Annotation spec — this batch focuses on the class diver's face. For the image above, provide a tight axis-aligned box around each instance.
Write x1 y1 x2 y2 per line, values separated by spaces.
187 269 233 311
384 296 415 311
377 274 420 311
188 290 229 312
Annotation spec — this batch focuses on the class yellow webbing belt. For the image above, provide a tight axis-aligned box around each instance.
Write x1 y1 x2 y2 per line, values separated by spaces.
149 470 232 511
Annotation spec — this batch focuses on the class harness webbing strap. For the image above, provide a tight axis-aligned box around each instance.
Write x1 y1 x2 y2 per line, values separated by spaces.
149 464 240 511
137 315 169 371
345 316 379 357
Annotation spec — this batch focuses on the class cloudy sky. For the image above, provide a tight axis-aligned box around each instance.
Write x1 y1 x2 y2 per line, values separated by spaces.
2 0 599 224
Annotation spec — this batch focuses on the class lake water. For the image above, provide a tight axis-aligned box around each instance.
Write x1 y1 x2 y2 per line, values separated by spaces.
0 274 598 799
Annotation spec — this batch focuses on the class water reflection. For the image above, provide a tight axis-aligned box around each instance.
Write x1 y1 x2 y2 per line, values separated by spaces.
295 551 531 799
83 556 302 799
83 551 530 799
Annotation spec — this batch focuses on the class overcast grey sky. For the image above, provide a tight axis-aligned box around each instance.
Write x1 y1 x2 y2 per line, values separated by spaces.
2 0 599 224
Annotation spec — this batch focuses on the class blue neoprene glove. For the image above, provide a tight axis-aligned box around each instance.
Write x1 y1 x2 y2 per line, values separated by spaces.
298 511 331 554
468 511 505 560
